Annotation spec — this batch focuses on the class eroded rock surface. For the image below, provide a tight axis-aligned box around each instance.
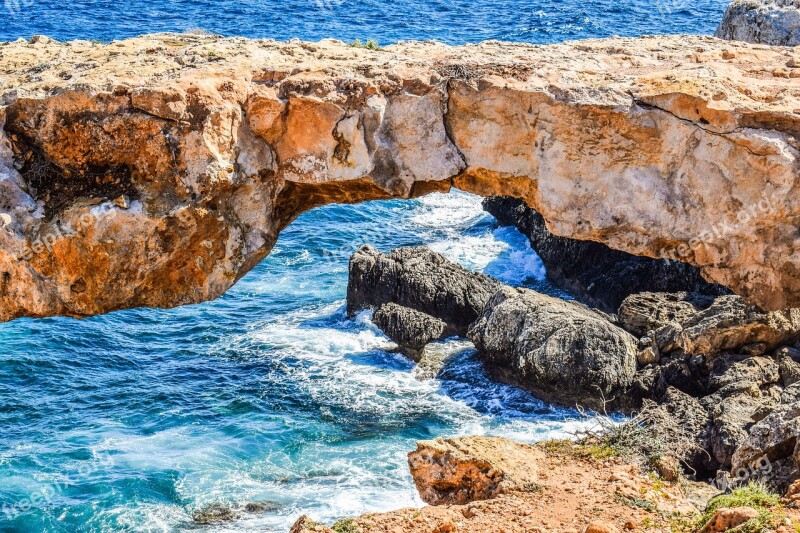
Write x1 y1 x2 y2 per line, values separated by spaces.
372 302 447 359
347 246 502 336
717 0 800 45
408 437 541 505
468 286 638 409
483 196 727 313
0 34 799 321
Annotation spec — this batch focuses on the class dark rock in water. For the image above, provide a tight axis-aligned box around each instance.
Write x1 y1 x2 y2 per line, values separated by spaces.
482 196 727 313
653 295 800 357
618 292 716 338
192 503 238 524
467 286 638 410
639 387 718 476
372 303 447 360
347 246 503 337
244 501 281 513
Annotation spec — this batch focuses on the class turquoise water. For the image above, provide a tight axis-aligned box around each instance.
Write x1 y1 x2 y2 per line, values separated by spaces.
0 0 730 530
1 192 593 531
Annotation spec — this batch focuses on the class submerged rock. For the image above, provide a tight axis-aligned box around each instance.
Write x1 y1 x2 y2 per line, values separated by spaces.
347 246 503 337
468 286 638 409
372 303 447 360
482 197 726 313
408 436 541 505
716 0 800 45
192 503 239 524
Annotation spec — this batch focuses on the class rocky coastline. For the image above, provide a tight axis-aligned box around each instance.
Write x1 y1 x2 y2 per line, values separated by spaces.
2 0 800 530
1 30 800 321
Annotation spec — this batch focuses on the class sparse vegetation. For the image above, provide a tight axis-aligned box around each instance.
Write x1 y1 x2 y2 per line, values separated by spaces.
520 481 544 493
332 517 360 533
615 493 658 513
697 482 784 533
349 39 381 51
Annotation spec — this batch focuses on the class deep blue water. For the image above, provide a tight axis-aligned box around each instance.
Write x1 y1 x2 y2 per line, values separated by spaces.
1 2 729 531
1 0 727 44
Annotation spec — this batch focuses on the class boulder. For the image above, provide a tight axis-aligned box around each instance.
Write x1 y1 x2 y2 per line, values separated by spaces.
731 402 800 477
407 437 541 505
583 522 621 533
699 507 760 533
654 295 800 357
777 347 800 387
618 292 716 338
372 303 447 360
468 286 638 409
704 391 779 469
639 387 717 475
482 197 726 313
716 0 800 46
708 355 780 394
347 246 503 337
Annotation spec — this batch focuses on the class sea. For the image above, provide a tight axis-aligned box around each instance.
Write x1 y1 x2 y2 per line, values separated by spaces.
0 1 727 530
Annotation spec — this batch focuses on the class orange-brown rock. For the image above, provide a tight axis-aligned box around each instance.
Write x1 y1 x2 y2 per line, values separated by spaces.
0 33 799 321
699 506 760 533
296 436 716 532
408 437 541 505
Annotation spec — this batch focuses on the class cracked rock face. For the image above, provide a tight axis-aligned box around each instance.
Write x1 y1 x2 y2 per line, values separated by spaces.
0 34 799 321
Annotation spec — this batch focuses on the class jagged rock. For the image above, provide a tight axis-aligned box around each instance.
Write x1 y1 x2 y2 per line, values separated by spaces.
618 292 717 338
654 296 800 357
637 347 659 367
192 503 238 524
708 355 780 394
0 35 799 321
703 391 779 469
781 383 800 405
468 286 638 409
716 0 800 45
644 354 710 400
778 347 800 387
731 402 800 478
639 387 717 475
372 303 447 360
483 197 726 313
347 246 502 337
407 437 541 505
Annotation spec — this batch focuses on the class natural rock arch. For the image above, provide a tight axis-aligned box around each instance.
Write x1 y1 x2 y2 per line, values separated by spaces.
0 33 798 321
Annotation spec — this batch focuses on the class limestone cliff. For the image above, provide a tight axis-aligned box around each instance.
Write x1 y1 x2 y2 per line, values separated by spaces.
0 33 798 321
